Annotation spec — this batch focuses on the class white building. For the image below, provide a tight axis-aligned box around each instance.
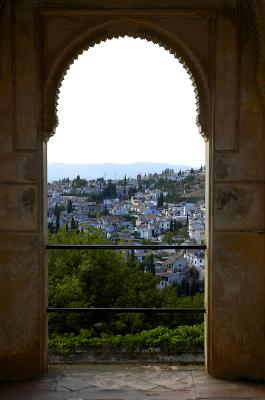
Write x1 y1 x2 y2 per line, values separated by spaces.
156 272 179 289
137 224 153 239
184 250 205 269
188 217 205 243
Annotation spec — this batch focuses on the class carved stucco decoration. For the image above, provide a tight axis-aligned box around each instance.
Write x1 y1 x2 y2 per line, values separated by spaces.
246 0 265 106
42 18 210 142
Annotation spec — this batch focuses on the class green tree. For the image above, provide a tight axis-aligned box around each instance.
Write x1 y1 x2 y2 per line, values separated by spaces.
54 203 60 217
61 177 70 183
54 203 61 232
48 221 55 234
73 175 88 188
103 204 109 215
96 177 105 183
55 213 60 232
186 214 189 230
147 253 155 274
70 217 76 230
48 229 204 336
103 182 117 199
128 187 136 199
169 220 175 232
157 192 164 208
48 229 161 334
67 200 73 213
123 174 127 194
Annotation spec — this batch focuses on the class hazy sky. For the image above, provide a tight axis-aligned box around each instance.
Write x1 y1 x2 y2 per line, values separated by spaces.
48 37 205 167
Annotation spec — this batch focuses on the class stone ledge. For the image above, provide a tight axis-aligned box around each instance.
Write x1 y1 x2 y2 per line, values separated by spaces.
49 348 204 365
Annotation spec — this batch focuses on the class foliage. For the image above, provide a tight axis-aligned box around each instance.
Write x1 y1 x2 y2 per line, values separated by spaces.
67 200 73 213
157 192 164 207
103 182 117 199
73 175 88 187
153 171 205 204
52 203 62 232
169 220 183 232
162 168 174 175
163 228 188 244
86 192 104 203
140 239 155 245
60 177 70 183
140 253 155 274
160 288 204 326
48 230 204 338
49 230 161 334
49 323 204 355
124 214 137 226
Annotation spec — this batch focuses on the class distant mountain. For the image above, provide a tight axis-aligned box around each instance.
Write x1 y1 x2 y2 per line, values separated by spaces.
48 162 193 181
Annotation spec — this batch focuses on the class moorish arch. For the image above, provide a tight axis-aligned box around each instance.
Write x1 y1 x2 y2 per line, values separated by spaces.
42 21 212 376
42 19 211 142
1 0 265 382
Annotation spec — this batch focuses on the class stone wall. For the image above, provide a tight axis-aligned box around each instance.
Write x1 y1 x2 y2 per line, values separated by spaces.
0 0 264 380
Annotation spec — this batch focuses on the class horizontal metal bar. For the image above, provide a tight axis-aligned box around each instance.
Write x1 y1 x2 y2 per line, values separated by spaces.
46 244 206 250
47 307 206 313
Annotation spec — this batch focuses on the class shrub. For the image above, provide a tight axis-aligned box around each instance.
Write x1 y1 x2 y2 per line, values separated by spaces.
49 323 204 355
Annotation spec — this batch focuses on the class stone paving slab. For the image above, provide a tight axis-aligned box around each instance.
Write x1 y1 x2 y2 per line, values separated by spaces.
1 364 265 400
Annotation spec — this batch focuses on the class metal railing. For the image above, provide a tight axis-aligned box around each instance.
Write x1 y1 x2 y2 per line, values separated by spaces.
47 243 206 314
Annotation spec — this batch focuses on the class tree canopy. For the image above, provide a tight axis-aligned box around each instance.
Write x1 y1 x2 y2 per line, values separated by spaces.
48 229 204 335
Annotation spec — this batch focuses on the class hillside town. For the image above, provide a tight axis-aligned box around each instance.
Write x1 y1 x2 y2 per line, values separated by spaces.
48 167 205 292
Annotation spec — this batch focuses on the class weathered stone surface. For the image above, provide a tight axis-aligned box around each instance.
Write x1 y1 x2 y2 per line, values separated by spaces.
208 232 265 379
214 183 264 231
0 153 38 183
15 2 39 150
0 233 47 379
214 11 239 151
3 364 265 400
0 185 37 231
0 2 15 154
215 152 264 181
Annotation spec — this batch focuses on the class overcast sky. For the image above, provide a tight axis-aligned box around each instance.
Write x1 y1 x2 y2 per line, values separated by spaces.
48 37 205 167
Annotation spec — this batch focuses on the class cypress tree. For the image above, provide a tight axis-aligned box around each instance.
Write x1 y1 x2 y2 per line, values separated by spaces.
55 212 60 232
157 192 164 208
70 217 76 230
123 175 127 194
54 202 60 217
67 200 73 213
54 203 61 232
186 213 189 230
149 253 155 275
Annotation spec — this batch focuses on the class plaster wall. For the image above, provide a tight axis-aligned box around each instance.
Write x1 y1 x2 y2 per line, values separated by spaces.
0 0 264 380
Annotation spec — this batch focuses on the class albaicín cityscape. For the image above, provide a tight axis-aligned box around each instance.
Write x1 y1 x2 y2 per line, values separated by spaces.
48 166 205 357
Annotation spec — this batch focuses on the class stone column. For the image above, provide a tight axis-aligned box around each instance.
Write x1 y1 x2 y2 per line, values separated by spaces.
206 5 265 380
0 1 47 379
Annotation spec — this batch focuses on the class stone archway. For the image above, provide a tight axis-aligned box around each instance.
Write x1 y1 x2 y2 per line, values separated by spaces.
0 1 265 381
42 19 211 142
42 14 212 372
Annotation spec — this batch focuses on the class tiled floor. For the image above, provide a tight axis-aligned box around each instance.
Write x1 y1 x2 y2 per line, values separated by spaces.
1 364 265 400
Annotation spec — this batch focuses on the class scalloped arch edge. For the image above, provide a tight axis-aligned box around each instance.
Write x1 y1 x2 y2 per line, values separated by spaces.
42 19 210 143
